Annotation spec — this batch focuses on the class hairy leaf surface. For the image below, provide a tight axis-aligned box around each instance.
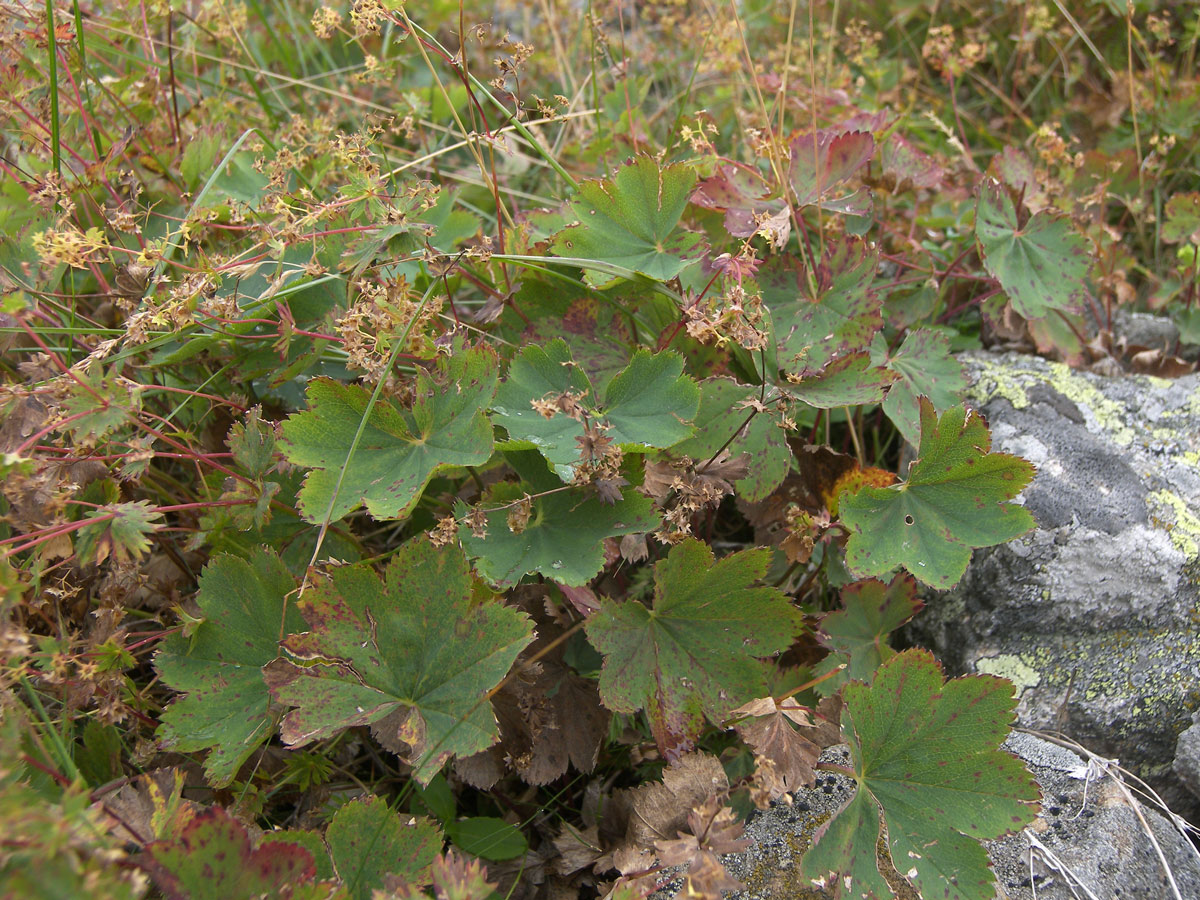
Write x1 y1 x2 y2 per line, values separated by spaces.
155 550 303 787
585 539 804 757
840 398 1036 588
266 538 533 784
801 649 1039 900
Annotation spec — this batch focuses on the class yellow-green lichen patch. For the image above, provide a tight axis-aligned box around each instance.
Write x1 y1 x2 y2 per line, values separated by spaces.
976 654 1042 694
965 357 1039 410
1043 362 1135 446
1148 490 1200 560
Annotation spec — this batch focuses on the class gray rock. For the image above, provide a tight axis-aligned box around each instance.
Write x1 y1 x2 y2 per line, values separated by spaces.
905 351 1200 820
1174 715 1200 800
650 735 1200 900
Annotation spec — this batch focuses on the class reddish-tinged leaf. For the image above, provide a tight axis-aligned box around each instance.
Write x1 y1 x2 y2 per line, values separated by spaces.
800 649 1039 900
266 538 533 784
139 806 319 900
691 162 778 238
813 574 924 696
879 134 943 192
762 238 883 374
784 352 898 409
585 539 804 757
1163 192 1200 244
789 131 875 206
730 695 842 796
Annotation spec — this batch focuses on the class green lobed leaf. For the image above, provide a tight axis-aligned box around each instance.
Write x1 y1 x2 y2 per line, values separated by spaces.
599 349 700 448
800 649 1039 900
326 796 441 900
585 539 805 757
266 537 533 784
975 178 1091 320
492 343 698 480
1163 192 1200 244
155 549 304 787
667 377 790 502
139 806 322 900
74 500 163 567
840 398 1036 589
458 478 658 587
812 573 923 697
491 338 591 480
550 156 706 287
279 345 498 523
874 328 969 446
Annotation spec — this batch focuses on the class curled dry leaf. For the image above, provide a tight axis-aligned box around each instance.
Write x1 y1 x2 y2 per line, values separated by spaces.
730 695 843 802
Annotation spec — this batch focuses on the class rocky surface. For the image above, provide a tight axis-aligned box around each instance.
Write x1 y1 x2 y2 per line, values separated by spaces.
905 350 1200 820
649 734 1200 900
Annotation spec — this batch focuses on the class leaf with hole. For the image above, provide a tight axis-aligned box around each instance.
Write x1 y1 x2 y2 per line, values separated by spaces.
975 178 1091 319
550 156 706 287
800 649 1039 900
839 398 1036 589
265 537 533 784
155 550 304 788
585 539 804 757
280 345 497 523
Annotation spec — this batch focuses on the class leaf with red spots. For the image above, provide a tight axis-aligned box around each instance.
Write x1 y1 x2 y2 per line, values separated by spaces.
326 796 440 900
584 539 804 758
800 649 1039 900
879 133 943 193
550 156 706 287
139 806 326 900
975 178 1092 320
265 537 533 784
812 573 923 697
155 550 305 787
789 131 875 207
784 352 898 409
761 237 883 374
839 398 1036 589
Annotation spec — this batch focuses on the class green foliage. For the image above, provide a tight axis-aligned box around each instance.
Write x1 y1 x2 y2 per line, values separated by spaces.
267 538 533 784
10 0 1197 895
585 539 804 755
813 574 923 696
801 649 1039 900
326 797 441 900
155 550 304 787
280 345 498 523
841 398 1037 588
975 179 1091 319
551 157 706 286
